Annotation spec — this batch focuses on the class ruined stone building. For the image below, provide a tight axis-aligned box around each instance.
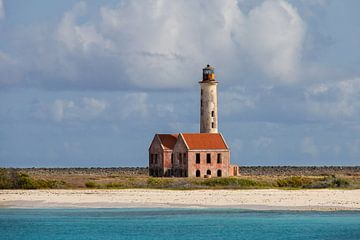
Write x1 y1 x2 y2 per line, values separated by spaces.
149 65 239 177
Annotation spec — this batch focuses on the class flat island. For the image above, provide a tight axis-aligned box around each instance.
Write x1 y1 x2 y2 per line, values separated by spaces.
1 167 360 211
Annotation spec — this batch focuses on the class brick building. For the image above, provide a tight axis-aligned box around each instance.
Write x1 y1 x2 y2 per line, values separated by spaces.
149 65 239 178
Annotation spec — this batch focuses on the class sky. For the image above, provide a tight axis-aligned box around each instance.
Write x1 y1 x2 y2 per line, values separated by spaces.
1 0 360 167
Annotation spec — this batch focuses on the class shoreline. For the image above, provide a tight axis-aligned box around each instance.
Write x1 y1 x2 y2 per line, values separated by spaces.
1 189 360 211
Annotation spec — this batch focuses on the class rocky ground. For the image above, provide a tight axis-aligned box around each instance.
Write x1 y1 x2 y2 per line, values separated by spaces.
10 166 360 177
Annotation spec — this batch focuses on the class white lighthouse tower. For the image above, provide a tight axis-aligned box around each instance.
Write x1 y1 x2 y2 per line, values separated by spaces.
199 64 218 133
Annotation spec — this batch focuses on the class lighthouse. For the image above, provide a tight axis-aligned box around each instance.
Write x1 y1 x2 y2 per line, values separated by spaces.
148 64 239 178
199 64 218 133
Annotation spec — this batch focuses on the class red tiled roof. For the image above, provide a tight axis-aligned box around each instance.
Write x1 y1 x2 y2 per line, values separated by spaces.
181 133 228 150
157 134 179 150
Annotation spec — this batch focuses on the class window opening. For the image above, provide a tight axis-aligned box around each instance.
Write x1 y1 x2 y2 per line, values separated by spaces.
206 153 211 164
217 153 222 164
196 153 200 164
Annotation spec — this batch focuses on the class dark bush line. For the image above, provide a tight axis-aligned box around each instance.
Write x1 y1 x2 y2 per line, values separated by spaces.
276 176 351 189
0 169 66 189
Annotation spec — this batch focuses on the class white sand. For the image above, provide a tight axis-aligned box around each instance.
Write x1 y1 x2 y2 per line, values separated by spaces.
1 189 360 211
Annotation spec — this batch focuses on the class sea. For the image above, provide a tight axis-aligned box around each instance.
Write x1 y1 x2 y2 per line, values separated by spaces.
0 208 359 240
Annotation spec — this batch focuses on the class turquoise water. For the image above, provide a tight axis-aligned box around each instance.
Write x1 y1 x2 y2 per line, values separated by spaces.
1 208 360 240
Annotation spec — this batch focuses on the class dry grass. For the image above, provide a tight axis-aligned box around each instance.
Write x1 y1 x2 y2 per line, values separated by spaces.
1 168 360 189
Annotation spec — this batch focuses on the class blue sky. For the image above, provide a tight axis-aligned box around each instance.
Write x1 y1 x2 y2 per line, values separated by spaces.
1 0 360 167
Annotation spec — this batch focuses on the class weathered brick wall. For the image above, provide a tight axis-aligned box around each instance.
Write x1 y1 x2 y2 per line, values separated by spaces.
187 150 230 177
172 136 188 176
163 150 173 175
148 137 164 176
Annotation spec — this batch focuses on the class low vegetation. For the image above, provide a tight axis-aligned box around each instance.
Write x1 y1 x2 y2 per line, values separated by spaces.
196 177 271 188
81 175 358 190
0 168 359 190
0 169 67 189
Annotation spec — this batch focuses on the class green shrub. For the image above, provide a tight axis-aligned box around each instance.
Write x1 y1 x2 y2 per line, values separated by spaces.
0 170 67 189
105 182 128 188
35 179 67 189
85 181 98 188
277 176 313 188
303 176 351 189
0 169 13 189
17 173 37 189
0 171 37 189
147 177 174 188
198 177 266 188
332 178 350 188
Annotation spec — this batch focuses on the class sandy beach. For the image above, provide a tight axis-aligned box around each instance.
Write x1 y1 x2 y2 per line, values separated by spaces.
1 189 360 211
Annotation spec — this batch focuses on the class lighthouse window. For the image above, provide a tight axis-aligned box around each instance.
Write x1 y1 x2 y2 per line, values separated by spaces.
211 111 214 117
212 122 215 128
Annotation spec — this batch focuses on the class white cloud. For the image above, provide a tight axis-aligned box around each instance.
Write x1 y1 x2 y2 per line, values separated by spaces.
0 0 5 20
34 93 177 123
0 0 307 90
305 78 360 119
301 137 318 157
98 0 305 85
39 97 108 122
98 0 243 88
83 97 107 116
52 99 75 122
57 2 113 52
236 0 305 81
119 93 149 119
156 104 174 117
222 87 256 115
0 50 19 86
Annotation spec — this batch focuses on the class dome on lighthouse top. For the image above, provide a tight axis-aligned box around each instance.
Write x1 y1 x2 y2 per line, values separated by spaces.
202 64 215 81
